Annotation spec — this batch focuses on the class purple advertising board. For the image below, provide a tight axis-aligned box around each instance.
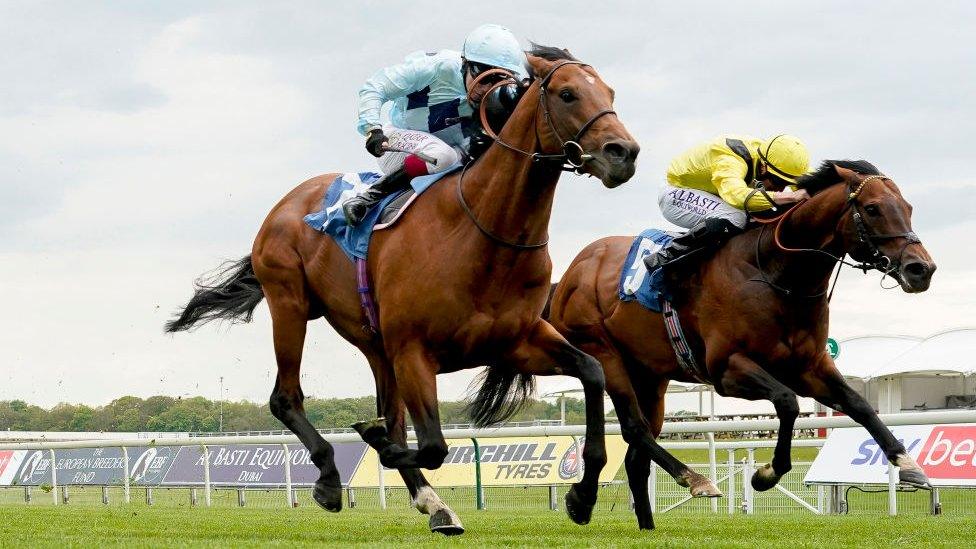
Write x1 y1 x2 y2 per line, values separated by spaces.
12 447 177 486
161 442 368 486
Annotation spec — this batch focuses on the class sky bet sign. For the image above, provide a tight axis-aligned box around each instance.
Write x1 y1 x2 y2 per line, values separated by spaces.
805 424 976 486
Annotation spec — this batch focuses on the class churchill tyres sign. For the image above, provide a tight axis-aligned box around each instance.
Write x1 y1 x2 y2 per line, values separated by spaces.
804 423 976 486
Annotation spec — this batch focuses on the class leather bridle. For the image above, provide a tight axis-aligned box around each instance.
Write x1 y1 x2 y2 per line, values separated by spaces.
457 60 617 250
751 174 922 297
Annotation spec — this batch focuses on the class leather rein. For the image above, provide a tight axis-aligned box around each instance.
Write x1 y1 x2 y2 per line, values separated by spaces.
456 61 617 250
749 174 921 298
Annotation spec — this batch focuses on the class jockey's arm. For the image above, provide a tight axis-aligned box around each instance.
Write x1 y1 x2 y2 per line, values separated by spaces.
710 154 774 211
356 54 440 136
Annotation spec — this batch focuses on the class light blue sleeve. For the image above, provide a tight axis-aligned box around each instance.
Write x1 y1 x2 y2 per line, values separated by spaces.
356 52 442 136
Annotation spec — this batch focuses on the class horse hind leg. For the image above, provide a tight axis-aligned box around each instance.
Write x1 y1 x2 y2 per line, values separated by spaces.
263 280 342 512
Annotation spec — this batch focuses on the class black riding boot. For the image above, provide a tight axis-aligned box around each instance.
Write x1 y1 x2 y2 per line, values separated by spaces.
644 218 742 272
342 167 412 226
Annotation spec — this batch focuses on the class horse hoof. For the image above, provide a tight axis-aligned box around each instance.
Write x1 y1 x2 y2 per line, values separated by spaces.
900 468 932 490
750 464 781 493
351 417 387 443
429 509 465 536
564 486 594 525
690 480 723 498
312 482 343 513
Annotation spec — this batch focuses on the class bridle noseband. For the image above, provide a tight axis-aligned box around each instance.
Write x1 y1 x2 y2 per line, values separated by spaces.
457 60 618 250
752 174 922 297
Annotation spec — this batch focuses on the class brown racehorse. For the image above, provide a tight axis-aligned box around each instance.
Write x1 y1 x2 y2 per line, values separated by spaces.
165 46 639 534
546 160 937 530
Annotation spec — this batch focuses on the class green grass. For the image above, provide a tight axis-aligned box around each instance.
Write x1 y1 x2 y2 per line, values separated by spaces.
0 505 971 548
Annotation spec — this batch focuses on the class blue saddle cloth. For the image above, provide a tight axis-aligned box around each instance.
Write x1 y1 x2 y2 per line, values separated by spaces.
618 229 677 312
303 163 461 260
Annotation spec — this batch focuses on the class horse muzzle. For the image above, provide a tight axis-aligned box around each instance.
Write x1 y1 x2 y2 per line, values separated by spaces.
898 259 936 293
591 139 639 188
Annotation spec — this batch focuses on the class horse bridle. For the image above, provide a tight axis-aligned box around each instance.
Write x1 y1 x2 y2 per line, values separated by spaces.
752 174 922 297
457 60 617 250
468 60 617 172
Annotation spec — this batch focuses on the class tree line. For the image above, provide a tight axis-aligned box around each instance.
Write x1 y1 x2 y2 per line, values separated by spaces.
0 395 586 433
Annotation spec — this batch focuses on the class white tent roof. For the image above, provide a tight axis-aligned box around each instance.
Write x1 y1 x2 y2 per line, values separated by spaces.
870 328 976 378
833 334 921 380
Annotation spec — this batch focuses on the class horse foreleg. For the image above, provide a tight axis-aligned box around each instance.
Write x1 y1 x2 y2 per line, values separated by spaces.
264 285 342 512
789 355 931 489
354 344 448 471
369 357 463 536
718 353 800 492
506 322 607 526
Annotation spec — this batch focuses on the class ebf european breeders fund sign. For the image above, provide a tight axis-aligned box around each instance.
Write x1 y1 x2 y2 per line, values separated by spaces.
804 423 976 486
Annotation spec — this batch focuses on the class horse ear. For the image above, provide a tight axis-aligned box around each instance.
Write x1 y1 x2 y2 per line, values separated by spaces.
525 54 554 78
833 164 857 182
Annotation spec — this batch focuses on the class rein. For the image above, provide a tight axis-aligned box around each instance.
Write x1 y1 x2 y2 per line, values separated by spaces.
750 174 920 298
455 60 616 250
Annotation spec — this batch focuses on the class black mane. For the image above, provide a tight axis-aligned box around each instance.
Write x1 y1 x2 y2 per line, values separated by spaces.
795 159 882 195
526 43 578 78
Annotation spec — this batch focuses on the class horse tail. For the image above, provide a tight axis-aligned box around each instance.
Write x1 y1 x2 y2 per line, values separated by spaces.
466 366 536 428
540 282 559 320
164 255 265 333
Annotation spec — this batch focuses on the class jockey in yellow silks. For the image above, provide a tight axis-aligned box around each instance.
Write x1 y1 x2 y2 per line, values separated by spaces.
644 134 811 272
342 24 529 226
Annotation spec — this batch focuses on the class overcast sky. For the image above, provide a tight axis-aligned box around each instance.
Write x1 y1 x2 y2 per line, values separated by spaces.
1 1 974 409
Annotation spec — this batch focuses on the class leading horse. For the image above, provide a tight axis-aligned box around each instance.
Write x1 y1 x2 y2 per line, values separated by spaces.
546 160 936 530
166 46 639 534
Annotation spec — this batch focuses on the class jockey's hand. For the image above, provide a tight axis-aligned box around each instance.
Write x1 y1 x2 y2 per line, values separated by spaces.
365 129 388 158
770 189 810 203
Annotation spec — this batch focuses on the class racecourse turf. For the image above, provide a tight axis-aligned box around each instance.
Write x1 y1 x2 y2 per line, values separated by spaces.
0 505 972 548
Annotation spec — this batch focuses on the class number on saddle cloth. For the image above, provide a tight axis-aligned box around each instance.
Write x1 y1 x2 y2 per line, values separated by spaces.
618 229 677 312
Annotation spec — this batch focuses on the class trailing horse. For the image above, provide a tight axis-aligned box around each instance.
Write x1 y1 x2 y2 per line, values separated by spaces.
166 45 639 535
546 160 936 530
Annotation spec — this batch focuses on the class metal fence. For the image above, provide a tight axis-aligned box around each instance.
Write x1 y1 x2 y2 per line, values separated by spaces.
3 410 975 517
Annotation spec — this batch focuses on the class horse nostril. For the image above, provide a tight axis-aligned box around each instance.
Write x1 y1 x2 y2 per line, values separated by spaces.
904 262 929 277
602 141 638 164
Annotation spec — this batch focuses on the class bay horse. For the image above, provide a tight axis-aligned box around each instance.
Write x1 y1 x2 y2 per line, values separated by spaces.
546 160 936 530
166 46 639 534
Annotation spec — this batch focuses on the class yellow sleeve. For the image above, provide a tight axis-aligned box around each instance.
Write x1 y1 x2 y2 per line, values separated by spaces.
710 151 772 211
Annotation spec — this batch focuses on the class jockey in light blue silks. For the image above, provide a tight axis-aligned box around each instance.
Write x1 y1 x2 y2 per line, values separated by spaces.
342 24 530 226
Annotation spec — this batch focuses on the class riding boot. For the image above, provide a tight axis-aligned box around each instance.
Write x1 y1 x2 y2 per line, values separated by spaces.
342 167 412 226
644 218 742 272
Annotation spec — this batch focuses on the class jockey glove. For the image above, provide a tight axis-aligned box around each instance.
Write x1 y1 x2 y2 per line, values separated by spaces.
365 129 387 157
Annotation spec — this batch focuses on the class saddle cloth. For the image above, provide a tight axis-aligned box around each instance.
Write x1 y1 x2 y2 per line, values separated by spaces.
303 163 461 260
618 228 678 312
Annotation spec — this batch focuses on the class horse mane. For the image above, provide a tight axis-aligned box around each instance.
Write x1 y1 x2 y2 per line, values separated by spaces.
526 43 578 78
794 159 882 195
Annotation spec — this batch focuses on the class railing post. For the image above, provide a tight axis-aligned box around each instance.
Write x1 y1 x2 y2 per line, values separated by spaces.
190 488 198 507
887 462 897 516
237 488 246 507
49 449 58 506
203 445 212 507
347 487 356 508
281 444 294 508
146 487 154 506
122 446 130 504
707 432 718 513
549 485 558 511
931 487 942 515
817 484 824 514
377 449 386 510
472 437 484 510
24 486 31 503
744 448 755 514
648 460 657 514
102 486 109 505
61 485 69 505
726 449 735 515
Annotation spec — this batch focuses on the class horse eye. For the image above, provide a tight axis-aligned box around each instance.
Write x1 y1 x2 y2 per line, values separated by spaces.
559 90 576 103
864 204 881 216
